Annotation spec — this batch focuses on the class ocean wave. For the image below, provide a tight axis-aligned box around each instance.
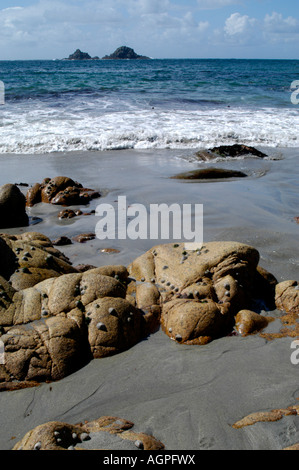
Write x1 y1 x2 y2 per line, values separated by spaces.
0 106 298 154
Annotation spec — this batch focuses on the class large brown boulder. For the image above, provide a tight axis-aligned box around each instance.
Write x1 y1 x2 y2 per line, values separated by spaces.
0 184 29 228
128 242 275 345
0 266 153 390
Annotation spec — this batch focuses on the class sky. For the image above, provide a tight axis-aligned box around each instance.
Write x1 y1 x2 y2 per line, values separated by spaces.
0 0 298 60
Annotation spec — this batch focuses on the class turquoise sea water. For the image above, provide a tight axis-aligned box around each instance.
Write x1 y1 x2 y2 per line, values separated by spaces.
0 59 299 153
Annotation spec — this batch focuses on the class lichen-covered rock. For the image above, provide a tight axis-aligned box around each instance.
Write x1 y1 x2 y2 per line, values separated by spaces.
26 177 101 207
13 416 165 450
0 184 29 228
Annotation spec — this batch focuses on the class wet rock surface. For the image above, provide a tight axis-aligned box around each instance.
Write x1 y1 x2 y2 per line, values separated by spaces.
0 184 29 229
26 177 101 207
171 168 248 180
195 144 268 161
13 416 165 450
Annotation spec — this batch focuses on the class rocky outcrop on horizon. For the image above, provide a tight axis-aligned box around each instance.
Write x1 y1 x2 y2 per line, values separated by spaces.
65 49 99 60
64 46 150 61
102 46 150 60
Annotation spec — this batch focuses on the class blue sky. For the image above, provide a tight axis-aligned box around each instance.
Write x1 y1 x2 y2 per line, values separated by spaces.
0 0 298 59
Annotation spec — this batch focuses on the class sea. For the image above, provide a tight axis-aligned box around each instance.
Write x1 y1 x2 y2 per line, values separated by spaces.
0 58 299 154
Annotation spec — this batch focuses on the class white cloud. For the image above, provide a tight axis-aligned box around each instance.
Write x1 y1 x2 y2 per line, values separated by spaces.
264 12 299 34
0 1 298 59
224 12 257 36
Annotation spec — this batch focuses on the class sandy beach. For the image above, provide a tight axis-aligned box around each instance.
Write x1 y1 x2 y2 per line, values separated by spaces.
0 146 298 450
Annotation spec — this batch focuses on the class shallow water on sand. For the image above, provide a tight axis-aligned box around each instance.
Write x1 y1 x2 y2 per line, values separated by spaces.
0 146 298 281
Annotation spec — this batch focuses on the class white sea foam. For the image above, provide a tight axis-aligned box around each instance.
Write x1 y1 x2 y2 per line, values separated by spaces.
0 103 298 154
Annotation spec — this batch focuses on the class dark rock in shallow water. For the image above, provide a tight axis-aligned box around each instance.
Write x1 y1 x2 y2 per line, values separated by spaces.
196 144 268 161
73 233 96 243
52 236 73 246
102 46 150 60
0 184 29 229
171 168 248 180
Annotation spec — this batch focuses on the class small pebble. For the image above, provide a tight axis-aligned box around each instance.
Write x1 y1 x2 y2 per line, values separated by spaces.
72 433 78 440
80 433 90 442
34 442 42 450
168 327 172 333
134 440 144 450
225 291 230 297
175 334 182 342
68 445 75 450
163 265 168 270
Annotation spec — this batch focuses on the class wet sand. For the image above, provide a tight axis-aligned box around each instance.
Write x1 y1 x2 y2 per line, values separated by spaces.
0 147 298 450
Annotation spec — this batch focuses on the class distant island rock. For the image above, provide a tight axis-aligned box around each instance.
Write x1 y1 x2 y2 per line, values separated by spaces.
66 49 99 60
102 46 150 60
